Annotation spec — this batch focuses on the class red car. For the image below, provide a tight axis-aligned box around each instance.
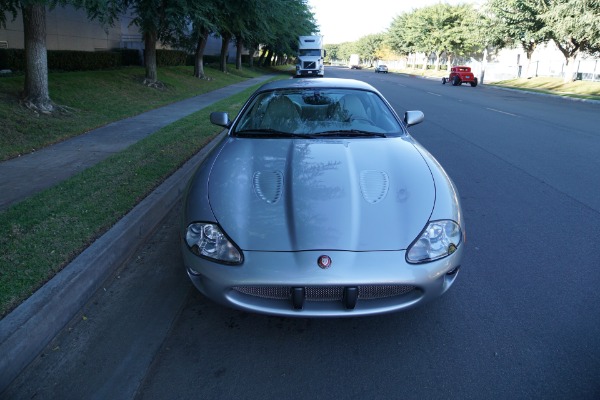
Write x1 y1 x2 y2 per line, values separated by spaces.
442 66 478 87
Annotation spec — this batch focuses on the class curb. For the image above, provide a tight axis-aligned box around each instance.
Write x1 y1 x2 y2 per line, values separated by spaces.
0 131 226 393
397 71 600 104
484 84 600 104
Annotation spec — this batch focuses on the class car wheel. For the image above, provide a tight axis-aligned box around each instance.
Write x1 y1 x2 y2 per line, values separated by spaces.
470 78 478 87
442 77 447 84
452 76 461 86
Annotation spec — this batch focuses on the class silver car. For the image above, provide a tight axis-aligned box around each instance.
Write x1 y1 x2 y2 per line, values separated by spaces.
182 78 465 317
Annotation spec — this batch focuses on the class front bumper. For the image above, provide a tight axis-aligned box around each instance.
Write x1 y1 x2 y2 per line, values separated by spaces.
183 245 463 317
295 69 323 77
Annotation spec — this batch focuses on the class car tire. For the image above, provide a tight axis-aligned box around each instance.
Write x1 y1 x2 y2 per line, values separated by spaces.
452 76 461 86
470 78 478 87
442 77 447 84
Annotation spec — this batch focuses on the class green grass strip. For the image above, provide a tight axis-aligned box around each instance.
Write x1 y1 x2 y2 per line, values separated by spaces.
0 76 286 318
0 66 263 161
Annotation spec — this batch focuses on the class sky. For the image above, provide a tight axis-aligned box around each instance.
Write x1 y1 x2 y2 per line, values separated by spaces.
307 0 483 45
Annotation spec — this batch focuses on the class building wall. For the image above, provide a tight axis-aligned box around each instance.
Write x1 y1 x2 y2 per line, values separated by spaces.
0 5 239 61
476 41 600 82
0 6 129 51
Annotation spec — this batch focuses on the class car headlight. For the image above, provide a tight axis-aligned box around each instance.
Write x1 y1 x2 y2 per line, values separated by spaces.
406 220 462 264
185 222 242 264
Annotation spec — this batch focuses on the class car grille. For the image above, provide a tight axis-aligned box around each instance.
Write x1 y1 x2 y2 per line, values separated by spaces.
302 61 316 69
232 285 416 301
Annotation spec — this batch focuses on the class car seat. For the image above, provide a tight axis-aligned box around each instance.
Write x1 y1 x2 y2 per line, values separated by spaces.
260 96 301 132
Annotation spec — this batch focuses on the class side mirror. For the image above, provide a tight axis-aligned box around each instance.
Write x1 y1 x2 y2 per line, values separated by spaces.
404 110 424 127
210 112 230 128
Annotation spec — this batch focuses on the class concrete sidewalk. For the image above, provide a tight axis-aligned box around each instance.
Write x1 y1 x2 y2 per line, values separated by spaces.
0 74 275 393
0 74 274 211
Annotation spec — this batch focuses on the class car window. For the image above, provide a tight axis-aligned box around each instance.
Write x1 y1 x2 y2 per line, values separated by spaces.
233 88 403 137
298 49 322 57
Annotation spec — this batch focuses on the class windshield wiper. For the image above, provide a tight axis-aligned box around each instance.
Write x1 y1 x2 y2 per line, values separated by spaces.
236 129 316 138
317 130 387 138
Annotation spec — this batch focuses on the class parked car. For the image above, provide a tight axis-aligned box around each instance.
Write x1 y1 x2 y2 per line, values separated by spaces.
375 64 388 73
181 78 465 317
442 66 478 87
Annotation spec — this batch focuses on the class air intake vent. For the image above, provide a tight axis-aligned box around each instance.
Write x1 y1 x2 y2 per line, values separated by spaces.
233 285 417 301
359 170 389 204
253 171 283 204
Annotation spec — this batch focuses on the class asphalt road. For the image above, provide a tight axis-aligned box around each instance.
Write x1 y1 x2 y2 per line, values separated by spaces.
5 67 600 399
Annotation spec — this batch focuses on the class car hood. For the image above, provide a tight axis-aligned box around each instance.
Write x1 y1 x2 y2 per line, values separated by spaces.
208 137 435 251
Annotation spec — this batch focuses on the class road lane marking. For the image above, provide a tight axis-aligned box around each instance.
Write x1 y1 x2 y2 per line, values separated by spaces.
427 92 442 96
486 107 518 117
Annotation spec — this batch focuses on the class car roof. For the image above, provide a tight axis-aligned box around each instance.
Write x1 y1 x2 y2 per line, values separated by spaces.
256 78 380 93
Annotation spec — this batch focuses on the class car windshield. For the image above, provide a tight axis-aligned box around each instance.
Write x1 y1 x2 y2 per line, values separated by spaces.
298 49 322 57
233 88 403 137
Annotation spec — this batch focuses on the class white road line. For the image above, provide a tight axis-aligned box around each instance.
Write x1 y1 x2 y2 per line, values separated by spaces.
486 107 518 117
427 92 442 97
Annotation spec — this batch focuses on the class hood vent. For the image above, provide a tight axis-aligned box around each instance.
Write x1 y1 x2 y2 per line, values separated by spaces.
360 170 389 204
253 171 284 204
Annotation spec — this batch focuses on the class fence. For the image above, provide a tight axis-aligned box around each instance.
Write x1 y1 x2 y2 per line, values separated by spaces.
369 53 600 82
468 57 599 82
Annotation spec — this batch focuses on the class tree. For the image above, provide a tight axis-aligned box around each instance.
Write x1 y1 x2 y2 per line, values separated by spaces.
355 34 385 66
387 12 419 66
387 5 483 71
446 4 486 69
0 1 52 112
543 0 600 81
335 41 358 63
323 43 339 63
485 0 551 78
255 0 317 68
21 3 51 112
122 0 187 85
0 0 121 113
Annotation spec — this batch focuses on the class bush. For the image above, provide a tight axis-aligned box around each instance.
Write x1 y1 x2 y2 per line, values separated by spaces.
48 50 121 71
0 49 25 71
155 49 187 66
185 54 221 67
0 48 142 72
113 49 142 66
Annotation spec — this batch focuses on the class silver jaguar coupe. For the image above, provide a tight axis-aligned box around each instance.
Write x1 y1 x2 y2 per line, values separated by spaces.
181 77 465 317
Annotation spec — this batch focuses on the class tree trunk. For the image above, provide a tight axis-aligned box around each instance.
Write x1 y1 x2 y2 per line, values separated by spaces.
479 47 488 85
447 54 453 72
563 55 578 82
554 40 581 82
144 30 158 84
22 3 53 113
248 46 256 67
523 42 536 78
235 39 243 70
258 48 267 66
193 30 209 78
219 33 231 73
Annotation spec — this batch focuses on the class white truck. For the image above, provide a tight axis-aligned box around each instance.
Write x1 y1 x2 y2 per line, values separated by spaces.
295 36 326 78
349 54 360 69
